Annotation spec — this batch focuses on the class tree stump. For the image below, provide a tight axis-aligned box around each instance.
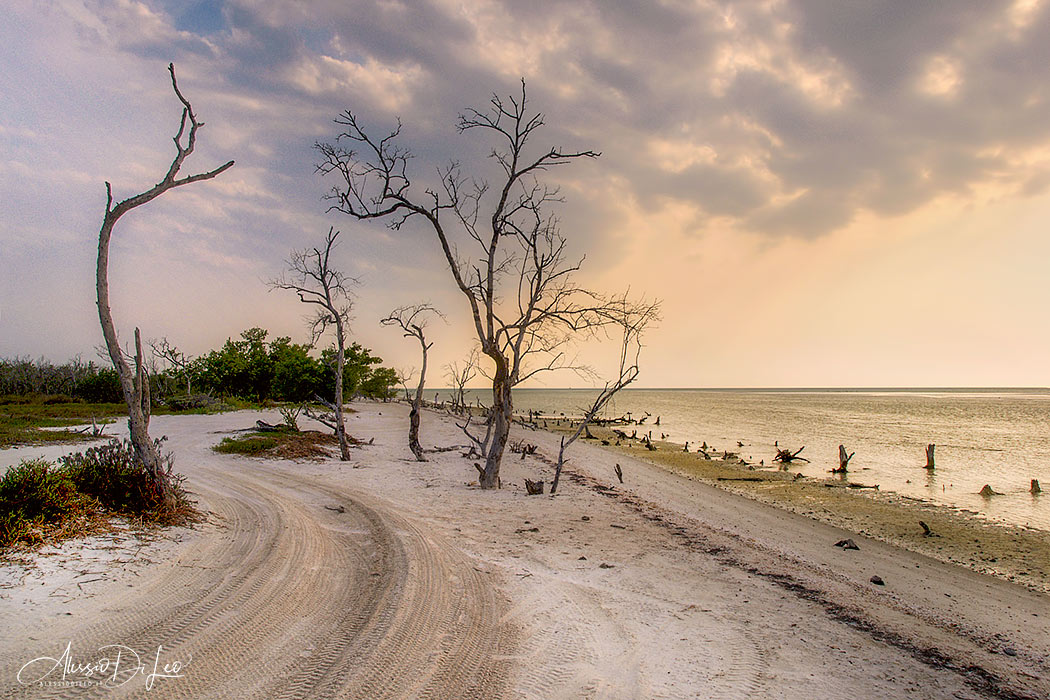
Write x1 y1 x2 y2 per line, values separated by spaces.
1031 479 1042 495
925 444 935 469
979 484 999 497
524 479 545 495
832 444 854 473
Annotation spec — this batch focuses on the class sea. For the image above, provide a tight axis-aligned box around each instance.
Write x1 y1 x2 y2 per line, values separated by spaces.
454 387 1050 532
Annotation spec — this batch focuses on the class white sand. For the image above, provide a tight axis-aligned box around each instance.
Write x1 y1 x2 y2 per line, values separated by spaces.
1 403 1047 698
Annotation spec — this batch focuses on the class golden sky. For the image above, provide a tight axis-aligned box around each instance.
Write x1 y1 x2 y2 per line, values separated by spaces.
2 0 1049 387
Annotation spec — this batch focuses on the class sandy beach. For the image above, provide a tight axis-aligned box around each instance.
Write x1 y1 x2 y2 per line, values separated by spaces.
2 403 1048 699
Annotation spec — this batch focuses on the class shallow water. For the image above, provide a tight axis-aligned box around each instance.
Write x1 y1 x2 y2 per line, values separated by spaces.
456 388 1050 531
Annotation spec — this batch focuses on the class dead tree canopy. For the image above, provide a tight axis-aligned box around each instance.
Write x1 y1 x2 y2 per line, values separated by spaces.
96 63 233 506
318 81 644 490
270 227 356 461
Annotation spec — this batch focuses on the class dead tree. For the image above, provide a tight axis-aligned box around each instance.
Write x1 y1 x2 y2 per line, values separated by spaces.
150 337 195 395
381 304 443 461
271 227 355 461
773 446 810 464
96 63 233 507
445 348 479 415
832 444 854 473
319 81 641 489
925 444 936 469
549 297 659 494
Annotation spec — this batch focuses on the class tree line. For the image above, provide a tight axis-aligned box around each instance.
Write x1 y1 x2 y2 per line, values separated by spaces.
0 328 397 405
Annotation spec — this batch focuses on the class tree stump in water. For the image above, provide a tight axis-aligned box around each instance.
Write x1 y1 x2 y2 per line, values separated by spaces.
979 484 999 497
1032 479 1042 495
925 444 936 469
833 444 854 473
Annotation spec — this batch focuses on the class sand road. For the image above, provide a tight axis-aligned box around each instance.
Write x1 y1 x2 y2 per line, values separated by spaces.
0 414 513 699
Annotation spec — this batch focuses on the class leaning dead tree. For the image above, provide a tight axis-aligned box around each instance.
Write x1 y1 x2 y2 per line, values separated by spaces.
271 227 355 461
832 444 854 473
319 81 638 489
381 304 443 461
96 63 233 507
549 296 659 494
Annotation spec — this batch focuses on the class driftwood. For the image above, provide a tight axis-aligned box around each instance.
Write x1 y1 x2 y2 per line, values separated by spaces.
834 538 859 550
256 420 284 432
1031 479 1042 495
614 464 623 483
717 477 764 482
925 444 936 469
774 446 809 464
832 444 854 473
524 479 545 495
824 482 879 490
919 521 933 537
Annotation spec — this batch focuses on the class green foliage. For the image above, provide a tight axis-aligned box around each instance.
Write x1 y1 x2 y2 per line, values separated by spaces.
190 329 397 402
1 441 195 549
213 434 280 455
0 459 84 544
0 400 124 448
60 440 171 513
74 368 123 403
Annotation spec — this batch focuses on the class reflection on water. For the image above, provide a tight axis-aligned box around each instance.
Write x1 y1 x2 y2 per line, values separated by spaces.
458 387 1050 531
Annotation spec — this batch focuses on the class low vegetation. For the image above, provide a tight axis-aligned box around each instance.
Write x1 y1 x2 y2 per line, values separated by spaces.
214 429 339 461
0 439 198 550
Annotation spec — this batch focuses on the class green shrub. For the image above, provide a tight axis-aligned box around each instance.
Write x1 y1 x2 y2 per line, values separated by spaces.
0 459 85 546
60 440 167 514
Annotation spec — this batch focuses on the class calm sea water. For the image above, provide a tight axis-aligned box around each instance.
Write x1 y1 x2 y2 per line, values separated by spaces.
455 388 1050 531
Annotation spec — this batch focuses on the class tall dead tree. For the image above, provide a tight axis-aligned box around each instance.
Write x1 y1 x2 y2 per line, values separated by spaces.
318 81 636 489
96 63 233 506
549 296 659 494
271 227 355 461
381 304 443 461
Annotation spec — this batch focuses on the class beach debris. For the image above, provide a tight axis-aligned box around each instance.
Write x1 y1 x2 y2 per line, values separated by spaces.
832 445 854 474
793 473 804 480
610 523 627 529
869 575 885 586
737 441 745 447
638 412 652 425
599 562 615 569
979 484 1000 497
717 477 763 482
515 526 540 533
1031 479 1042 495
925 444 936 469
919 521 933 537
823 483 879 490
581 515 590 521
614 464 624 483
656 416 661 426
578 556 587 560
774 446 810 464
324 505 346 514
524 479 545 495
834 539 860 550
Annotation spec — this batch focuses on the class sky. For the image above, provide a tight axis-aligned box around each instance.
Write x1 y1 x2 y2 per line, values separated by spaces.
2 0 1050 388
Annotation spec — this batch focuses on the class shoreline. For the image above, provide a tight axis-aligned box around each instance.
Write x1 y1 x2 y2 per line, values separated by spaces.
526 417 1050 595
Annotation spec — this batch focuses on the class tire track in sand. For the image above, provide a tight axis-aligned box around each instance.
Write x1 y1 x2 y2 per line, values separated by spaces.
2 447 513 699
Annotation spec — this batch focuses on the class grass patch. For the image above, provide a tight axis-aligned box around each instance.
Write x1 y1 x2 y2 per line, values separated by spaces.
0 440 199 551
0 396 125 448
214 429 339 461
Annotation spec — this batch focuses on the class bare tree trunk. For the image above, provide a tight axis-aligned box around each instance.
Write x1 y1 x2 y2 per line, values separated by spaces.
409 342 427 461
97 219 171 507
481 362 512 488
334 315 350 461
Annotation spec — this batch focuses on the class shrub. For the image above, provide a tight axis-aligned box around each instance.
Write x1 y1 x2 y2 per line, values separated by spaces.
60 439 169 514
213 435 279 455
0 459 85 546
